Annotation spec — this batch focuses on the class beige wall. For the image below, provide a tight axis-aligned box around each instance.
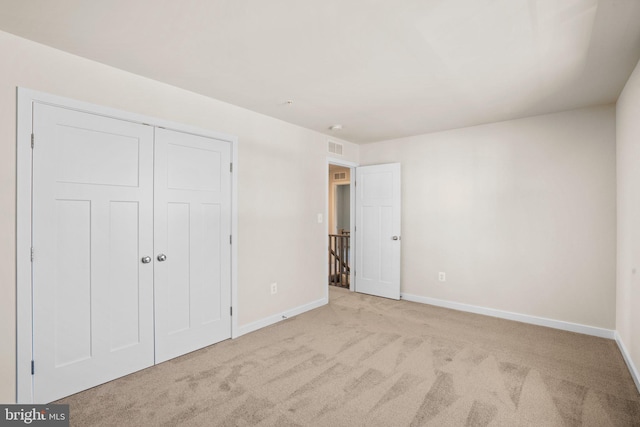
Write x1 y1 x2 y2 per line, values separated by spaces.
360 106 617 329
616 58 640 380
0 31 357 402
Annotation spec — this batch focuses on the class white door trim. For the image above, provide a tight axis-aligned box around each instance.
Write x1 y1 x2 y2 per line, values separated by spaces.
16 88 239 403
327 158 358 296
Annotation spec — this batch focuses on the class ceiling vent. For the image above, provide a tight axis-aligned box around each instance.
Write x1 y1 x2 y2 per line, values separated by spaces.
328 140 343 156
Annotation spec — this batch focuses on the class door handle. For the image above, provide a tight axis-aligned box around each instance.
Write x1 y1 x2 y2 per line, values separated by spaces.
157 254 167 262
141 256 151 264
392 236 400 241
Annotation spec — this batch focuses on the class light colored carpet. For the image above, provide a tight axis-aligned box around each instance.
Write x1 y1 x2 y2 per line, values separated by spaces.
57 287 640 426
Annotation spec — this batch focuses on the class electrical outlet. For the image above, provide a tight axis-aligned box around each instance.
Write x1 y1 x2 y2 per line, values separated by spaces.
438 272 446 282
270 282 278 295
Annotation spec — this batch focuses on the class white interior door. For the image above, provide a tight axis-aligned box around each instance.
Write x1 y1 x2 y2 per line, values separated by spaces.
32 104 155 403
154 128 232 363
355 163 401 299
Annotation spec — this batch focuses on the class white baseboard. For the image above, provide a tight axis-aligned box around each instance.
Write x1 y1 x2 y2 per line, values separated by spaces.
400 293 615 339
615 332 640 393
234 297 328 338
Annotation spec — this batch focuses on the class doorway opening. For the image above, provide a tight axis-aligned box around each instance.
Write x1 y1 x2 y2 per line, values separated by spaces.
325 160 401 300
328 164 352 289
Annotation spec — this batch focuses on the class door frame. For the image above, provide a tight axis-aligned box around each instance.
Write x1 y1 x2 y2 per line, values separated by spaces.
16 88 239 403
326 158 358 298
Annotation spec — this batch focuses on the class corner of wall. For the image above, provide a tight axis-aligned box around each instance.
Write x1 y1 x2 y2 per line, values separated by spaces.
615 332 640 393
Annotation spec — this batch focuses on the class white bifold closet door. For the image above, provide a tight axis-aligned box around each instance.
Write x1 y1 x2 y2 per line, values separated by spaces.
32 104 156 403
153 128 231 363
31 104 232 403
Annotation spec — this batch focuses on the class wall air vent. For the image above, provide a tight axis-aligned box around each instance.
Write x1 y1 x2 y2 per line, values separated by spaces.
328 140 343 156
334 172 347 181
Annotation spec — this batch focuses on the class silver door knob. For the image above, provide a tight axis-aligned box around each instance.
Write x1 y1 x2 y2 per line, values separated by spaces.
141 256 151 264
157 254 167 262
392 236 399 240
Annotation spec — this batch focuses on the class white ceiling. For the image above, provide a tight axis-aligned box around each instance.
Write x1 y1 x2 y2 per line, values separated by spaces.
1 0 640 143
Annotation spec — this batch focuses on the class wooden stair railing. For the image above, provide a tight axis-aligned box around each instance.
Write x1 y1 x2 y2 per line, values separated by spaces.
329 233 350 288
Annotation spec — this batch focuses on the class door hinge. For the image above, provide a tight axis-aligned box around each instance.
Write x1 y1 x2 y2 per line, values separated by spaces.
230 163 233 173
230 307 233 316
31 360 34 375
30 247 34 262
31 133 34 149
229 235 232 245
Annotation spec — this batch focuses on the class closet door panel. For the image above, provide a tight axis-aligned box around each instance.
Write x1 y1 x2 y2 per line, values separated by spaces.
31 104 155 403
154 128 232 363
